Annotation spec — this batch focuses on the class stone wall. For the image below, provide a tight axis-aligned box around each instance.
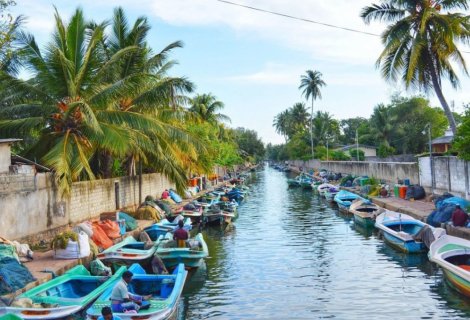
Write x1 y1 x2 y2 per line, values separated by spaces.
0 172 175 241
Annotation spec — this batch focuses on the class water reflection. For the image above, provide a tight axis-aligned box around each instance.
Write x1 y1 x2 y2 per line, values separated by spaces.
179 165 470 319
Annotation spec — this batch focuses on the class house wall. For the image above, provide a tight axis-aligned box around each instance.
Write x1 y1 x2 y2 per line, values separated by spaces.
0 144 11 173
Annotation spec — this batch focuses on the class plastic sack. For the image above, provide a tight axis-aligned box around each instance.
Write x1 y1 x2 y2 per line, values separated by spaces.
98 220 121 239
75 222 93 238
54 231 90 259
91 223 114 250
90 259 111 276
11 241 33 262
118 212 138 231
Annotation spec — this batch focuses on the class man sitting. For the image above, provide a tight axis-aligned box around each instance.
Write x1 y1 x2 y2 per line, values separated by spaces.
173 219 189 248
111 271 150 313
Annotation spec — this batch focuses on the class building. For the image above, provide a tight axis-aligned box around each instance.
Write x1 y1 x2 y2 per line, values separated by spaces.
334 144 377 157
431 129 453 153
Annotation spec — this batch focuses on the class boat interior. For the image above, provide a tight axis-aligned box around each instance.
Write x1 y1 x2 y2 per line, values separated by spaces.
37 278 103 299
445 254 470 269
130 278 175 299
122 242 146 250
386 222 422 235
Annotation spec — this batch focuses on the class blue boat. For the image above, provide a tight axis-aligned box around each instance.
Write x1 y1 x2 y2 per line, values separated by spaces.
144 218 192 241
168 189 182 203
375 211 446 253
86 263 187 320
155 233 209 269
334 190 364 213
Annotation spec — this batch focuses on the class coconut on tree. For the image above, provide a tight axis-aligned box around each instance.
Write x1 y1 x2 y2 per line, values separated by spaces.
361 0 470 134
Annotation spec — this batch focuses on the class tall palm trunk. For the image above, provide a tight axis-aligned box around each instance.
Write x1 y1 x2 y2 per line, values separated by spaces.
427 41 457 135
310 99 314 157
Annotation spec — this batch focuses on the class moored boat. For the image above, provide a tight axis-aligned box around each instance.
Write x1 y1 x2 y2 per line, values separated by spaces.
349 199 384 228
375 211 446 253
97 236 157 265
0 265 125 319
429 235 470 298
324 186 339 202
334 190 364 213
317 183 336 197
86 263 187 320
155 232 209 269
144 218 192 241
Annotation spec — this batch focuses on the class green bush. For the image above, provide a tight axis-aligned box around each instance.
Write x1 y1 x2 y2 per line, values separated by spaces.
330 150 351 161
349 149 365 161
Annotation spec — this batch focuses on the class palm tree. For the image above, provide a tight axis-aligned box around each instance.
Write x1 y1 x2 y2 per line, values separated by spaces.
189 93 231 125
299 70 326 157
361 0 470 135
273 109 292 142
366 104 399 147
0 8 196 195
289 102 310 131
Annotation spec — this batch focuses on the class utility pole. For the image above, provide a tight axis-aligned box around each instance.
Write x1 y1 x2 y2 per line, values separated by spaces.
428 124 434 194
355 130 359 161
310 100 314 159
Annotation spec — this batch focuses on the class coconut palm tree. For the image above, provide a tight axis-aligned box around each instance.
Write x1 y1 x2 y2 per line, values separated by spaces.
299 70 326 157
361 0 470 134
0 8 195 195
189 93 231 125
289 102 310 131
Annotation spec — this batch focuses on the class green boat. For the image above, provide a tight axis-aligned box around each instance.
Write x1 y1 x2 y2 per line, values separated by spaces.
0 265 125 319
0 314 22 320
155 233 209 269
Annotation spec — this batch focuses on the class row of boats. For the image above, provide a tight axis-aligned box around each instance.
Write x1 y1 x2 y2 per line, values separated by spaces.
317 181 470 301
0 174 253 319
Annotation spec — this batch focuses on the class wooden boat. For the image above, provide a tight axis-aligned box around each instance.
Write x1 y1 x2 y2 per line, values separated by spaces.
429 235 470 297
334 190 364 213
317 183 336 197
0 265 125 319
155 232 209 269
349 199 384 228
182 207 203 224
86 263 187 320
97 236 157 265
375 211 446 253
203 208 235 226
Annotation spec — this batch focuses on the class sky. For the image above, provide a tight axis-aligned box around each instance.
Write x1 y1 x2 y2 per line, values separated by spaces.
10 0 470 144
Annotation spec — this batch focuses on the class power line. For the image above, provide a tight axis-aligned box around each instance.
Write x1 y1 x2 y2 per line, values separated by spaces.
215 0 380 37
214 0 470 54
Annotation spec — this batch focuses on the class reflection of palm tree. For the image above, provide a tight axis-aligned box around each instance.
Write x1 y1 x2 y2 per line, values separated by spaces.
190 93 231 125
299 70 326 157
361 0 470 134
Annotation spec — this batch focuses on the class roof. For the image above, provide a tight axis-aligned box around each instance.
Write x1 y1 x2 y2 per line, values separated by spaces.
337 144 377 151
431 136 453 145
0 138 22 144
11 154 51 172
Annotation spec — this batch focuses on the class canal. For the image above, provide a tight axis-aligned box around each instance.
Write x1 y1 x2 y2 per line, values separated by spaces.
179 165 470 319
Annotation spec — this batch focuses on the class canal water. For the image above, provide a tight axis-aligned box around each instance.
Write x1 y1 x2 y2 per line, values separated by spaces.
178 165 470 319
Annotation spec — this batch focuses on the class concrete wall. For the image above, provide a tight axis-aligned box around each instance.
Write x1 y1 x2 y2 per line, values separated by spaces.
0 172 175 241
419 156 470 198
0 144 11 173
288 160 419 185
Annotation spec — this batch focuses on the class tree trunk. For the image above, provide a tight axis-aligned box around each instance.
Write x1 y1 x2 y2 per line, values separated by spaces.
310 99 314 158
430 70 457 135
426 39 457 135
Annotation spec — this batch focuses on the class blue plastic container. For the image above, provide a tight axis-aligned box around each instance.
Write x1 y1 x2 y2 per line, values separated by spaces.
404 178 411 186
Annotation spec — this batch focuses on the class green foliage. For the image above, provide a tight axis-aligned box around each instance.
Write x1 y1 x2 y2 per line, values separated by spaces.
378 144 395 158
233 127 265 161
52 231 78 250
286 131 311 160
349 149 365 161
266 143 289 161
453 108 470 161
314 145 327 160
330 150 351 161
339 117 368 144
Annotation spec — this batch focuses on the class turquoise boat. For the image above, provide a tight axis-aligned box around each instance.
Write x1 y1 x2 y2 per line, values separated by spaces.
0 265 125 319
86 263 187 320
97 236 157 265
0 314 23 320
375 211 446 253
429 235 470 298
155 232 209 269
334 190 364 213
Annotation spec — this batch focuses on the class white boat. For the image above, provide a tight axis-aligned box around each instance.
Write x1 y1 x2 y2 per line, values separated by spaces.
429 235 470 297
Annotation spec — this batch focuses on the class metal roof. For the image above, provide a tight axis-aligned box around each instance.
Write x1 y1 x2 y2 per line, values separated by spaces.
0 138 22 144
338 144 377 151
431 136 453 145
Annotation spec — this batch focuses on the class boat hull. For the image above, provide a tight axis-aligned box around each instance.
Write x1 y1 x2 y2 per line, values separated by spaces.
381 231 426 253
353 214 375 228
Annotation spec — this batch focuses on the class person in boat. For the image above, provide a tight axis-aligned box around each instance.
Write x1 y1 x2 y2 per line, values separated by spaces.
161 189 170 200
451 205 468 227
173 219 189 247
99 306 122 320
111 271 151 313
